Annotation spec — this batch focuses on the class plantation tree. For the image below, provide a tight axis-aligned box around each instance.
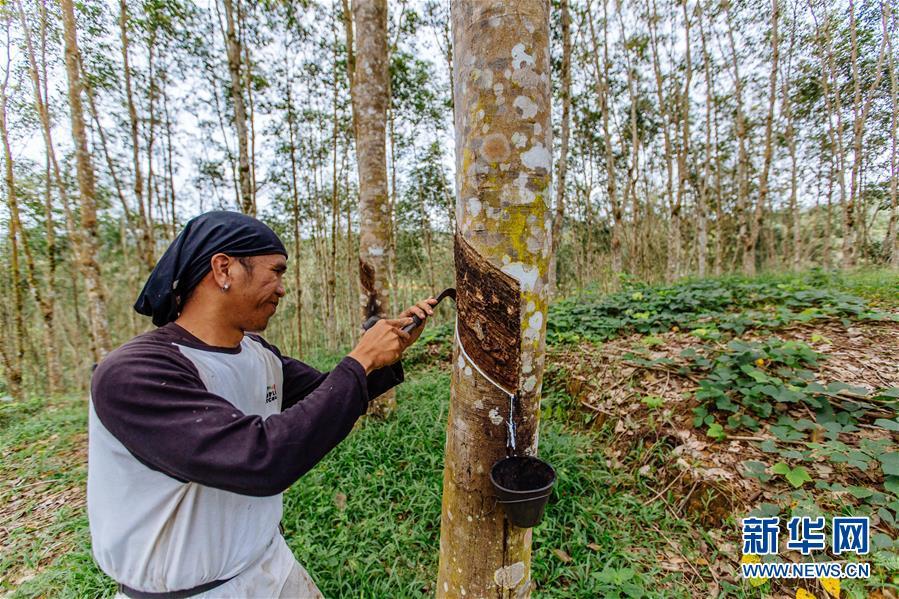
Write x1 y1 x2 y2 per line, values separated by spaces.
743 0 778 276
119 0 154 270
437 1 552 597
887 2 898 268
1 12 24 400
549 0 570 294
349 0 395 416
221 0 255 215
60 0 111 359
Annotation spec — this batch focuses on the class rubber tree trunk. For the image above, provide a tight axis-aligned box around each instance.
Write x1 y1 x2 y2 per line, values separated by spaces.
352 0 395 416
548 0 570 296
60 0 111 360
222 0 254 216
437 2 552 597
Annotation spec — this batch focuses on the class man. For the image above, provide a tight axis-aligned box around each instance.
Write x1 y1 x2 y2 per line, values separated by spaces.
88 211 436 598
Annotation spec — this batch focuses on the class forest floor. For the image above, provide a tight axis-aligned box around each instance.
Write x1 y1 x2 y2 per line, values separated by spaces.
1 269 897 598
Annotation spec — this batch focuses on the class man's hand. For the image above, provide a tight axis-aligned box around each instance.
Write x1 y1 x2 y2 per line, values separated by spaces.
348 318 413 374
399 297 439 345
348 297 438 374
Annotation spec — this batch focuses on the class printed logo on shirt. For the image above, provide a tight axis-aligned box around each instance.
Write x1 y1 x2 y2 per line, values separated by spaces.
265 383 278 404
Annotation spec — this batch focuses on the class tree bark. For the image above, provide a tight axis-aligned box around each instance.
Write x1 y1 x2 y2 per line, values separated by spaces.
60 0 112 359
350 0 394 416
437 2 552 597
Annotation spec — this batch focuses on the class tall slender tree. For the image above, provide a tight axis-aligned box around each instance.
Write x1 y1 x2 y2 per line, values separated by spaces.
349 0 395 416
60 0 111 359
437 1 552 596
550 0 571 294
221 0 254 215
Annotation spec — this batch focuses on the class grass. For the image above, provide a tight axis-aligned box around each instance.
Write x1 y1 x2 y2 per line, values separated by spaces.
3 267 897 597
3 370 724 598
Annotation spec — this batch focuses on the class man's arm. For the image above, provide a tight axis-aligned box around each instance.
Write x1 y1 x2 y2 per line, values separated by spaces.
91 343 372 497
249 335 404 410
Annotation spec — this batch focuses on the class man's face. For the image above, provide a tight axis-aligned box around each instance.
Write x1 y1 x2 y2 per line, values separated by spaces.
228 254 288 332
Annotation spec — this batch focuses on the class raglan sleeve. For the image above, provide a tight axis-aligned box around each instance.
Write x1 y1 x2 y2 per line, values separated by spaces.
253 336 404 411
91 341 371 497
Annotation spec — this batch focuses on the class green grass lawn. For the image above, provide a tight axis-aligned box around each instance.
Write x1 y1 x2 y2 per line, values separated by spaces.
3 268 897 598
3 369 722 598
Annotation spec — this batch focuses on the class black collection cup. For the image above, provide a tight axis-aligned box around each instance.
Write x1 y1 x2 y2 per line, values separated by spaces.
489 455 556 528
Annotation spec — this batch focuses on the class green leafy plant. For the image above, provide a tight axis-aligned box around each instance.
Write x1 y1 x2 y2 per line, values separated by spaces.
771 462 812 488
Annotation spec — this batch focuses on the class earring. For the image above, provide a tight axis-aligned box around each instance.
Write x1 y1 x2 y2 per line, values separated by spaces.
221 283 230 292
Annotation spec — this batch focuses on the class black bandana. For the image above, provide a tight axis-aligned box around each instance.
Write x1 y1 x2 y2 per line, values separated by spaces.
134 211 288 326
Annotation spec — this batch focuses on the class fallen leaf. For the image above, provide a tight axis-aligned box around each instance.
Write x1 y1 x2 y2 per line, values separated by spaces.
820 577 840 598
796 589 817 599
741 554 768 587
553 549 572 563
334 492 347 511
587 543 601 552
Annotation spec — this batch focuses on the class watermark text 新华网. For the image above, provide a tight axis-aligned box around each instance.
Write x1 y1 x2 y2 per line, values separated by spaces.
740 516 870 579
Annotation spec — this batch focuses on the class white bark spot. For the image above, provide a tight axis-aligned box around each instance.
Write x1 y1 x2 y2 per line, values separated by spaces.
479 68 493 89
534 123 542 135
474 399 484 409
493 83 504 96
443 582 449 593
527 300 536 312
512 172 536 204
511 43 535 70
504 68 511 79
467 197 482 217
511 132 527 148
527 236 542 252
523 375 537 393
521 143 551 171
464 365 472 377
368 246 384 257
529 311 544 330
513 95 538 119
488 408 503 425
494 562 526 589
458 354 465 369
467 159 489 178
501 262 538 291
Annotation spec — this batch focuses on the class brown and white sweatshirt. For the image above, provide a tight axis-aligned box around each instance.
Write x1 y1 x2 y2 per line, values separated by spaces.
87 322 402 594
